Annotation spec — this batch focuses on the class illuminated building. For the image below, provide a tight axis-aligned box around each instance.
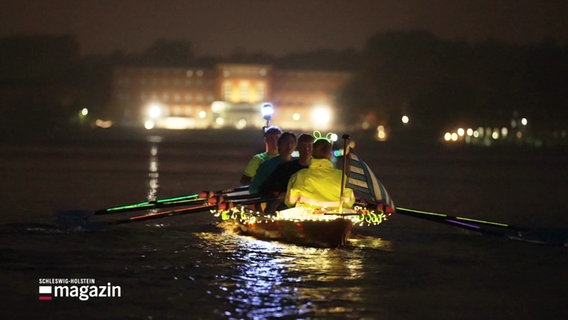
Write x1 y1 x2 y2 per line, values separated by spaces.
110 63 351 130
110 67 217 129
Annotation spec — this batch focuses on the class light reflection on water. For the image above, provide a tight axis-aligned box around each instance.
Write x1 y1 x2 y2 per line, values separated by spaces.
147 136 161 203
195 229 392 319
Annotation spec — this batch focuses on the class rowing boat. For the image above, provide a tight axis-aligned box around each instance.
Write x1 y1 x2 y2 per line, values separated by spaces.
215 205 388 248
207 144 395 248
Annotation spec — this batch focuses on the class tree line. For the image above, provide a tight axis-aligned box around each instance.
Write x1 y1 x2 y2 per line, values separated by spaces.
339 31 567 141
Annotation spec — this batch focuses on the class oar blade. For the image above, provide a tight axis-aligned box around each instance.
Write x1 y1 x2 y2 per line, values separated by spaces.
54 210 106 231
510 228 568 246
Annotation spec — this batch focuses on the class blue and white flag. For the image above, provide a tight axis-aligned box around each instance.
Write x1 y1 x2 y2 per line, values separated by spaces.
347 153 395 210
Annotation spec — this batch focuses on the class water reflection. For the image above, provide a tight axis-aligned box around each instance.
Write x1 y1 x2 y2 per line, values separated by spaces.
147 136 162 203
196 230 390 319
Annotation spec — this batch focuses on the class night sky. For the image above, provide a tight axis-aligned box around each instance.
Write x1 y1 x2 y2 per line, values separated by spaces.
2 0 567 57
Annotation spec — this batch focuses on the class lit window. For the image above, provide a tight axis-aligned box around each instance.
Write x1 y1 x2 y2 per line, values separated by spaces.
223 82 232 101
256 82 266 101
240 81 250 102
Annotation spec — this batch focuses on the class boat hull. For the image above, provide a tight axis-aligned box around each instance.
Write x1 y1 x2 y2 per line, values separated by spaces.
226 217 354 248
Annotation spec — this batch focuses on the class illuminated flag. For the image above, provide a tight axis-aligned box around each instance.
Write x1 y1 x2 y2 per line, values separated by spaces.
347 153 395 211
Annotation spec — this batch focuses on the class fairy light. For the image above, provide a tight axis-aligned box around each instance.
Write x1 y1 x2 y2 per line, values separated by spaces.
214 205 391 227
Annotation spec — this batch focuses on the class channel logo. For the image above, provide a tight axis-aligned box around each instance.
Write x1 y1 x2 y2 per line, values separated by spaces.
38 278 121 301
39 286 53 301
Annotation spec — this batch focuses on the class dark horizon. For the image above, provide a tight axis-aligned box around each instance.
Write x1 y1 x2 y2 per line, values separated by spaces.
2 0 567 57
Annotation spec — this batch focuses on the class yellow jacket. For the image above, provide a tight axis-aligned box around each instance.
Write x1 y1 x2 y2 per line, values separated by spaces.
286 158 355 209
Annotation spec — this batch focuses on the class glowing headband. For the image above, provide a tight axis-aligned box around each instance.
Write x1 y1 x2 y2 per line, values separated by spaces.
313 130 338 143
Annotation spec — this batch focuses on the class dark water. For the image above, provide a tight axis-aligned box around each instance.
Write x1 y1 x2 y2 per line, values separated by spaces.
1 129 567 319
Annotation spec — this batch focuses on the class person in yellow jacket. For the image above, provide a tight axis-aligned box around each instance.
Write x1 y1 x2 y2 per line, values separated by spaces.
285 138 355 210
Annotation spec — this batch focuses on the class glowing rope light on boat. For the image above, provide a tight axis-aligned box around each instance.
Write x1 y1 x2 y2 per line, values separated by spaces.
215 205 390 227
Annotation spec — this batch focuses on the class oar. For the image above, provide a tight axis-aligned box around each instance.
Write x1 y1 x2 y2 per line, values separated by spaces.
55 199 214 230
55 195 208 229
55 186 250 229
109 202 217 225
395 206 568 246
96 185 250 215
65 193 265 228
396 207 527 232
95 194 203 215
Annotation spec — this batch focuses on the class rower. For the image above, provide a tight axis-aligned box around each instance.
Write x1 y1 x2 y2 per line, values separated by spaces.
240 126 282 185
257 133 314 213
249 132 297 194
285 138 354 210
259 133 313 196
